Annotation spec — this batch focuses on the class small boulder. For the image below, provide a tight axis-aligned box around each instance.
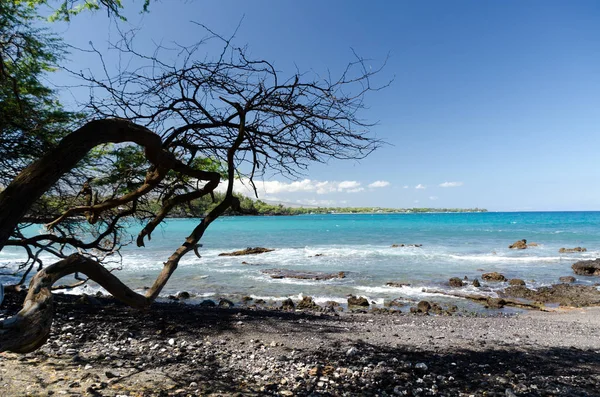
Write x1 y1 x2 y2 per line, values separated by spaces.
572 259 600 276
509 239 527 249
559 276 576 283
241 296 253 302
218 299 234 308
528 242 540 247
482 272 507 282
485 298 506 309
559 247 587 253
508 279 526 286
347 295 369 307
281 298 295 310
417 300 431 313
199 299 216 308
472 279 481 287
176 291 191 299
448 277 464 287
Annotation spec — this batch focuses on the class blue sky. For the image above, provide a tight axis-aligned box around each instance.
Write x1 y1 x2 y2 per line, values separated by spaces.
46 1 600 211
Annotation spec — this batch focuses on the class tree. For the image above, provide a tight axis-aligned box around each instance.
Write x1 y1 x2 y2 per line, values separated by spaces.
0 20 386 353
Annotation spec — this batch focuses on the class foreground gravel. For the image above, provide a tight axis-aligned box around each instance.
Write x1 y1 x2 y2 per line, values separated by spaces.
1 292 599 396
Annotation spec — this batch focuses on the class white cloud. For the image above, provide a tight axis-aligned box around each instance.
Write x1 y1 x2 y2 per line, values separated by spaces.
439 181 463 188
368 180 390 188
296 199 338 206
429 196 439 201
403 185 409 189
415 184 426 189
215 178 365 197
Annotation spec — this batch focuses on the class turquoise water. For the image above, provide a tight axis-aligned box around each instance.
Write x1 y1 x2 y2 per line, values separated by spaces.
2 212 600 309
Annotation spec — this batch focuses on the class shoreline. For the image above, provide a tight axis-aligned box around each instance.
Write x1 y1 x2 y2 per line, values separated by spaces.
1 292 599 396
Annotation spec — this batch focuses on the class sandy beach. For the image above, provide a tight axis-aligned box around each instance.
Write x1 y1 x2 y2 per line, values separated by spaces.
1 291 599 397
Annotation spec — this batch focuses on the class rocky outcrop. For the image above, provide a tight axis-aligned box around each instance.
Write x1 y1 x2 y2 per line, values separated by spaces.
262 269 346 280
416 301 431 313
472 279 481 287
391 244 422 248
559 276 576 283
571 259 600 276
218 247 275 256
508 279 526 286
559 247 587 253
384 298 406 308
281 298 295 310
500 284 600 307
385 281 411 288
509 239 527 249
448 277 464 287
296 296 320 310
527 242 540 247
482 272 506 282
347 295 369 307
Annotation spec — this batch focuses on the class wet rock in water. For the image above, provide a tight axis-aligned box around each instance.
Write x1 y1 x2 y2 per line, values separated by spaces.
416 300 431 313
347 295 369 307
429 302 443 314
167 295 179 301
176 291 190 300
485 298 506 309
448 277 464 287
313 253 325 257
218 299 234 308
500 284 600 307
384 298 406 308
559 276 576 283
527 242 540 247
482 272 507 282
559 247 587 253
391 244 422 248
281 298 295 311
509 239 528 249
254 299 266 305
262 269 346 280
472 279 481 287
241 296 253 302
218 247 275 256
385 281 411 288
572 259 600 276
508 279 526 286
296 296 320 310
199 299 216 308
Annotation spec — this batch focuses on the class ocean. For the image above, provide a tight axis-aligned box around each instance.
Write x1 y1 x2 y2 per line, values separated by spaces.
2 212 600 311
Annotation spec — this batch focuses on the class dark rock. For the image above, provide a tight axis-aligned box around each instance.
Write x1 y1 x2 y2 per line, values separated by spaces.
508 279 526 286
218 247 275 256
386 281 411 288
176 291 190 299
241 296 253 302
76 294 101 305
296 296 320 310
199 300 216 308
559 276 576 283
417 300 431 313
347 295 369 307
262 269 346 280
281 298 295 310
559 247 587 253
473 279 481 287
167 295 178 301
313 253 324 257
391 244 422 248
218 299 234 308
254 299 266 305
572 259 600 276
448 277 464 287
482 272 507 282
509 239 527 249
